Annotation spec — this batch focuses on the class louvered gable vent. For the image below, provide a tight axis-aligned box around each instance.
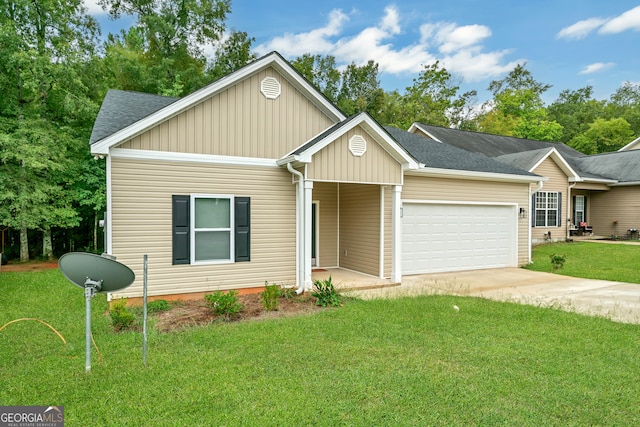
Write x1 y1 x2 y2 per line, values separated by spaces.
261 77 281 99
349 134 367 157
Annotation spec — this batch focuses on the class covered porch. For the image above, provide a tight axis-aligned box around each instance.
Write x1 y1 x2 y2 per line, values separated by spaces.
312 267 400 292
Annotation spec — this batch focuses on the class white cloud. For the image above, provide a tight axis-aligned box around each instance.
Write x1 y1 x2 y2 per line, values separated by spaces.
558 5 640 40
557 17 607 40
580 62 616 74
599 5 640 34
256 9 348 56
83 0 107 15
256 6 521 84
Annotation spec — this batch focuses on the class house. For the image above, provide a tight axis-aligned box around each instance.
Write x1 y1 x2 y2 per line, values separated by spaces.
89 52 543 301
409 123 640 243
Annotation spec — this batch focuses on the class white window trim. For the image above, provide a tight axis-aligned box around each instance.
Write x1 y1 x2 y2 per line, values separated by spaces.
535 191 559 227
575 195 585 224
190 194 235 265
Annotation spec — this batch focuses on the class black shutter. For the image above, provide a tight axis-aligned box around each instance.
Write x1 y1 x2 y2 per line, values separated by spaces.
172 195 190 265
235 197 250 262
572 195 576 225
584 197 587 222
531 194 536 227
557 192 562 227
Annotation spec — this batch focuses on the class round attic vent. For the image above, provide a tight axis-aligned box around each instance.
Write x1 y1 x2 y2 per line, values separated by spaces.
261 77 281 99
349 135 367 157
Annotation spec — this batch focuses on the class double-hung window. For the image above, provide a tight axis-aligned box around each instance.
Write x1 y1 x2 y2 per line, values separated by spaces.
192 195 233 263
172 194 250 265
534 191 561 227
574 195 585 224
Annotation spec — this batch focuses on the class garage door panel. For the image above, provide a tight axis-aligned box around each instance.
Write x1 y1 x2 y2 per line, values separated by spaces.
402 203 517 275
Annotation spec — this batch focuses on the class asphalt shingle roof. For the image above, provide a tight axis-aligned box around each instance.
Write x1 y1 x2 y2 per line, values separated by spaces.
89 90 179 144
574 150 640 183
385 126 537 177
415 123 585 159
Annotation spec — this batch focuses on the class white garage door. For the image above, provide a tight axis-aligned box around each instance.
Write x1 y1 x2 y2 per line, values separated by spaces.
402 203 517 275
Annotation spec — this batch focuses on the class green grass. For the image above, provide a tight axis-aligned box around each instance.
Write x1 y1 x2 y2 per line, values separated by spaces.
526 241 640 283
1 270 639 426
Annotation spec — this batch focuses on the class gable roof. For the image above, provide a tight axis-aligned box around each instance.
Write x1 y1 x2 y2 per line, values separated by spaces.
385 126 540 179
90 51 346 155
495 147 580 180
279 113 419 169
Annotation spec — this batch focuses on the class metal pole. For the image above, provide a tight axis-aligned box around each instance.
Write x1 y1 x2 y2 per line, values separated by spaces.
142 254 148 365
85 286 92 373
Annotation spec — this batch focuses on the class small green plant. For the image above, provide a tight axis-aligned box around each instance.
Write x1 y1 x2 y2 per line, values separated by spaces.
550 254 566 270
311 276 341 307
280 286 296 299
110 299 136 331
205 290 244 320
261 282 281 311
147 299 170 314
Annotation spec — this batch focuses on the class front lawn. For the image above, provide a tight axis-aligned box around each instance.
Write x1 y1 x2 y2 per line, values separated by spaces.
526 241 640 284
1 269 639 426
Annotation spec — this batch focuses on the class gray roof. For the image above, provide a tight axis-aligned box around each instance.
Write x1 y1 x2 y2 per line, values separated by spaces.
495 148 552 172
574 150 640 183
415 123 585 159
291 116 359 155
89 90 178 144
385 127 538 177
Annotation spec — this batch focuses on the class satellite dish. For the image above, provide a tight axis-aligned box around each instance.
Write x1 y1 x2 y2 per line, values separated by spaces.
59 252 135 293
58 252 135 372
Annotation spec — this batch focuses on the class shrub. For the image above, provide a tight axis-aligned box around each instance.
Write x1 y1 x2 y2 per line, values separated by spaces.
147 299 170 314
261 282 281 311
205 290 244 320
280 286 296 299
311 276 341 307
110 299 136 331
550 254 566 270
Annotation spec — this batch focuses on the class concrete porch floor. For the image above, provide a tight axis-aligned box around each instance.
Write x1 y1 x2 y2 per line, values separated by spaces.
312 268 400 292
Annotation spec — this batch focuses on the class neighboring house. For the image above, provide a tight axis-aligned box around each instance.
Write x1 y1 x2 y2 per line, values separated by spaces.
90 52 543 300
409 123 640 243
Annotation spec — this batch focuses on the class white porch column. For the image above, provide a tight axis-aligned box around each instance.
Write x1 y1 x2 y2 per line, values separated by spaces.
391 185 402 283
303 180 314 291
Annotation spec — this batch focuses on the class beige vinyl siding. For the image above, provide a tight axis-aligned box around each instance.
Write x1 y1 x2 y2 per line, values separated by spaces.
109 158 296 298
590 186 640 237
403 175 531 266
338 184 380 276
120 67 334 159
312 182 338 267
306 126 402 185
531 158 569 241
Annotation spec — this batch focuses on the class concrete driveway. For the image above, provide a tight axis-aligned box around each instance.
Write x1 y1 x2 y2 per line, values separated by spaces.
346 268 640 325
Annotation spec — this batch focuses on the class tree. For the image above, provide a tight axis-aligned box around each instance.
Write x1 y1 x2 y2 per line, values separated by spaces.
290 54 341 101
605 82 640 136
547 86 606 143
206 31 256 81
337 61 385 117
0 0 99 260
99 0 231 97
569 117 635 154
479 63 563 141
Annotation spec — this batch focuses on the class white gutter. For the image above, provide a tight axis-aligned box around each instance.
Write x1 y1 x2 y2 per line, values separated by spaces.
407 167 544 184
286 162 306 294
566 182 576 240
529 180 544 263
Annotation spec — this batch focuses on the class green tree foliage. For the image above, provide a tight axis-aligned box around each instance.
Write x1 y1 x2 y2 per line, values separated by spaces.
547 86 606 143
569 118 635 154
479 63 563 141
605 82 640 136
206 31 256 81
0 0 99 260
337 61 385 117
99 0 231 96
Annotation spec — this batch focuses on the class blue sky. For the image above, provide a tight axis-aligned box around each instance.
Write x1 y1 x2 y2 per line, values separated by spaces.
89 0 640 104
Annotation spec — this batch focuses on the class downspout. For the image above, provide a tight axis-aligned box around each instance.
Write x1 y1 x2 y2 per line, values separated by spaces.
286 162 306 294
566 182 576 240
529 180 544 263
